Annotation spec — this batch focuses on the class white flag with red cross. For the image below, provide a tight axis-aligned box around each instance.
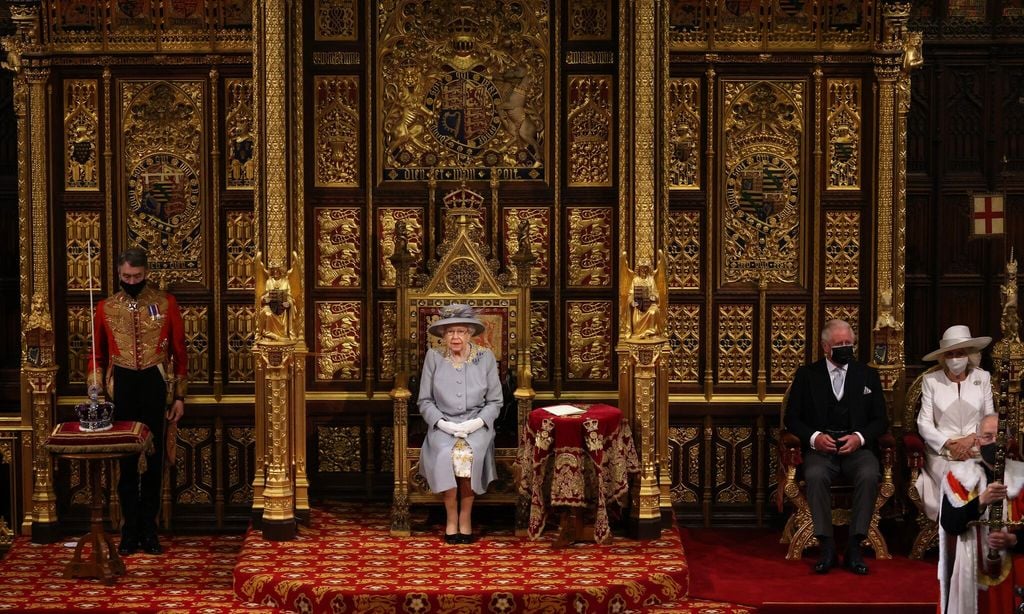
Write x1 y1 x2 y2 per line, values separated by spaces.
972 193 1005 236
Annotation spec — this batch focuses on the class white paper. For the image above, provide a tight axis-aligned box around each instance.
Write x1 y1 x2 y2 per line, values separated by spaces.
541 404 586 416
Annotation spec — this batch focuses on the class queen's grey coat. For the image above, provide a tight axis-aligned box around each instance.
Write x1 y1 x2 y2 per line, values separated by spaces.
417 344 502 494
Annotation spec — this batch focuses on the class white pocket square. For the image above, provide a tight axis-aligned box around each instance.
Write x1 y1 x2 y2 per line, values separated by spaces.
863 386 872 394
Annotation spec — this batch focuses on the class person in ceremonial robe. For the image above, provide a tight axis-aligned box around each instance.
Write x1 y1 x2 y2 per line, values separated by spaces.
417 304 502 544
940 414 1024 614
784 319 888 575
88 247 187 556
916 325 994 522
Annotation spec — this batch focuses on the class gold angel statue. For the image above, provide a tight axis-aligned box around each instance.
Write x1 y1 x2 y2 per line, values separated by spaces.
255 251 302 340
619 250 668 339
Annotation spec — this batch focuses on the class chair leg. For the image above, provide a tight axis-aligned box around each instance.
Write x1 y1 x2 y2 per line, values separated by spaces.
780 514 795 544
786 512 817 560
909 514 938 560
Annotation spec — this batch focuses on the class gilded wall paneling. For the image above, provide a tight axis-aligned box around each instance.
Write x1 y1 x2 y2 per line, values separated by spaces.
377 0 548 182
667 304 700 384
766 0 816 49
667 425 701 504
226 305 257 383
721 80 804 287
826 79 862 190
63 80 99 191
121 80 206 284
824 1 873 48
226 426 255 505
669 78 700 189
530 301 549 382
668 1 708 49
316 426 362 472
567 207 612 287
769 304 806 385
378 208 423 287
66 307 92 384
713 425 754 504
667 210 700 290
315 301 362 381
824 211 861 290
64 212 101 292
225 211 256 290
225 79 255 190
717 304 754 383
566 301 612 381
824 305 860 338
569 0 611 41
181 306 210 384
314 76 360 188
568 75 613 187
173 427 214 505
379 301 397 382
315 208 362 288
712 0 762 50
503 208 549 287
316 0 358 41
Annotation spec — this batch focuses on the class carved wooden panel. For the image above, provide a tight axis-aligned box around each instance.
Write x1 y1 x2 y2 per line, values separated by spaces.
225 426 255 506
530 301 549 382
173 427 214 505
567 75 613 187
314 76 360 188
66 307 92 384
226 305 257 383
568 0 611 40
827 79 861 190
824 305 859 339
180 306 209 385
667 304 700 384
824 211 861 291
717 304 754 384
943 68 984 174
225 211 256 290
317 426 362 472
377 208 423 288
315 208 362 288
668 425 701 504
315 301 362 381
63 79 99 191
316 0 358 41
567 207 612 287
713 425 754 504
667 210 700 290
769 304 806 385
669 78 701 189
379 301 397 382
566 300 612 381
65 212 101 292
225 79 255 190
503 208 549 287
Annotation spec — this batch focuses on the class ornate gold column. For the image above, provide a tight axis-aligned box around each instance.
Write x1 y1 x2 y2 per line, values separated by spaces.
869 4 915 404
251 0 304 540
993 255 1023 437
388 225 414 536
3 4 60 542
617 0 670 539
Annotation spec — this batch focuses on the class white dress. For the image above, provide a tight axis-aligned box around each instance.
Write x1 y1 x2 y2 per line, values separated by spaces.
915 367 994 521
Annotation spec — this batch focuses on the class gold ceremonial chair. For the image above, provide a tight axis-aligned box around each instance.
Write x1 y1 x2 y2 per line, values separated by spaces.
389 184 534 536
777 385 896 560
902 365 942 559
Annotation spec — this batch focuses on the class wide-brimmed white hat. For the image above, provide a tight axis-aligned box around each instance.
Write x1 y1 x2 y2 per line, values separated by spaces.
427 303 485 337
922 325 992 361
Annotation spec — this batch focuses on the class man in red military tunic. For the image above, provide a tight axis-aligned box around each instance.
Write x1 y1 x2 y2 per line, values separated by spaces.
88 247 187 555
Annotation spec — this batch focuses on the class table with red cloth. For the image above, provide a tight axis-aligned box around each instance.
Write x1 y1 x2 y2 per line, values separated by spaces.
45 421 154 584
518 403 639 544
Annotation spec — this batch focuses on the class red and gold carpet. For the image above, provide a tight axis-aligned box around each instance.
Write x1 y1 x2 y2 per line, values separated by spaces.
233 503 697 613
0 533 275 613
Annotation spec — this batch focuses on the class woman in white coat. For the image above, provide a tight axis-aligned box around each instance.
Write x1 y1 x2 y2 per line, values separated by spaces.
418 304 502 544
916 325 994 521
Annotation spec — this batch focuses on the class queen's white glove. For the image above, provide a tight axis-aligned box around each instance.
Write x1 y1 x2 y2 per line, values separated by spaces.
459 418 485 434
436 419 461 436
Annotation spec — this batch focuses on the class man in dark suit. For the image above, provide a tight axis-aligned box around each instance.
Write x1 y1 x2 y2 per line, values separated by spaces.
784 319 888 575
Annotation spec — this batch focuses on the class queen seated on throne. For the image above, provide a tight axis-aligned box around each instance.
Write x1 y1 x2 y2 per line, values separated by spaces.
416 304 503 544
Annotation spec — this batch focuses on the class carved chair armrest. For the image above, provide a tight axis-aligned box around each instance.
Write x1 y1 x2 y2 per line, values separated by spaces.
878 433 896 469
779 430 803 467
902 432 925 469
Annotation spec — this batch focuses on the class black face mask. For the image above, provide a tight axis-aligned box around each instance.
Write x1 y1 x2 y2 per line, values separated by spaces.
120 279 146 298
830 345 855 365
981 442 999 466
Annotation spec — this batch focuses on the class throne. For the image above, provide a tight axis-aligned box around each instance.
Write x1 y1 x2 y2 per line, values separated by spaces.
777 386 896 560
389 184 535 536
901 365 942 559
